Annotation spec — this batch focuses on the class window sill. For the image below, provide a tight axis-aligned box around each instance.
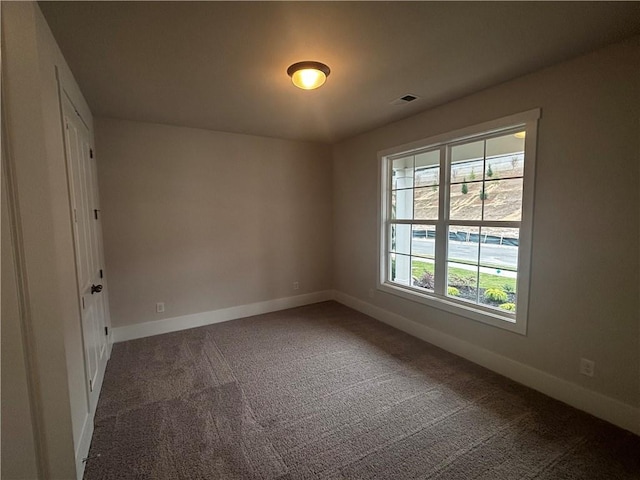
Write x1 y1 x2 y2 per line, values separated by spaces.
377 282 526 335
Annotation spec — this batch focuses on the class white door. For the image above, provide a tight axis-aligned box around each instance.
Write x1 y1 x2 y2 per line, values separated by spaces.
61 92 109 412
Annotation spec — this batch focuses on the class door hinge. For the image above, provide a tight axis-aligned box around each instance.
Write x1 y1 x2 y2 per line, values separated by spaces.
105 326 109 336
73 208 78 223
99 269 103 279
94 209 99 220
89 379 93 392
81 297 85 310
90 148 94 158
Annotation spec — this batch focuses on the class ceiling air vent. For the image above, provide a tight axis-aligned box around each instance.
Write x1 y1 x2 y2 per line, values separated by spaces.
390 94 420 106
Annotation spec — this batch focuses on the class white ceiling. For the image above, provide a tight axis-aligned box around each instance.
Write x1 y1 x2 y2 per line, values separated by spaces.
40 1 640 143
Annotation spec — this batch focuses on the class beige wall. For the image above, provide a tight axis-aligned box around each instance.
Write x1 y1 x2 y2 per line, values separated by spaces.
333 38 640 407
2 130 39 480
96 118 333 327
2 2 98 478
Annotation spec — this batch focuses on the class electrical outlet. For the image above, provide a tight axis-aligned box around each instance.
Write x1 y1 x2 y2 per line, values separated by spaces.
156 302 165 313
293 281 299 290
579 358 595 377
368 288 374 299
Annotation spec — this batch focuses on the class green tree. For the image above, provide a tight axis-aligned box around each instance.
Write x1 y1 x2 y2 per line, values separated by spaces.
479 188 488 200
486 164 493 178
461 178 468 195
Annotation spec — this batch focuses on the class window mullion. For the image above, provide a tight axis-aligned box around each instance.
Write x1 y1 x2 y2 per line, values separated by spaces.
476 140 487 304
475 226 481 304
481 139 487 222
434 145 448 296
449 220 520 229
385 159 394 284
410 156 415 284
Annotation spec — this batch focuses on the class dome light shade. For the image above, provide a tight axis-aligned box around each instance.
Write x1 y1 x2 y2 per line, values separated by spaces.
287 61 330 90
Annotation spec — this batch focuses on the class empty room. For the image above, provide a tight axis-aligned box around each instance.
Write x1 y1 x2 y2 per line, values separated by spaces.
2 1 639 479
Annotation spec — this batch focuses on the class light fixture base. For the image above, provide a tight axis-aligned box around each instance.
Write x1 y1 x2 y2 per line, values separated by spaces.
287 61 331 90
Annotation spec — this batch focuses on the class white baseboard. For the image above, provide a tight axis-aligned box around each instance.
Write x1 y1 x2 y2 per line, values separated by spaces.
112 291 334 343
333 290 640 436
74 412 94 480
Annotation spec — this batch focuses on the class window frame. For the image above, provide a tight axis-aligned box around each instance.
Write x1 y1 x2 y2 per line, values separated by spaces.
378 109 540 335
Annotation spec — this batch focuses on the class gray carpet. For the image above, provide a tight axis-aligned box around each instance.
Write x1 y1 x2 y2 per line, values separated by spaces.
84 301 640 479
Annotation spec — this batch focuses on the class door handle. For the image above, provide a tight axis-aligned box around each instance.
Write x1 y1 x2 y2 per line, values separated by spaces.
91 284 103 294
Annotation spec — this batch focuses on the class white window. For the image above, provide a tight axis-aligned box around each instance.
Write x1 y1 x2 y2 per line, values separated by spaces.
378 110 540 334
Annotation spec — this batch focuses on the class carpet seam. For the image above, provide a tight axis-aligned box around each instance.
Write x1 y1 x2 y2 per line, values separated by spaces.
324 395 492 479
528 435 590 479
204 331 289 479
282 386 443 455
419 411 534 480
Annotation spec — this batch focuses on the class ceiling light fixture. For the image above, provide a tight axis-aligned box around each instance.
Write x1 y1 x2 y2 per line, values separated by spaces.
287 61 330 90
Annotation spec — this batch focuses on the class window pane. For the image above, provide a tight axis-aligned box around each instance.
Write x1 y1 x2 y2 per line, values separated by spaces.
414 150 440 187
449 181 483 221
391 189 413 220
412 257 434 292
392 156 414 190
411 225 435 259
485 133 525 180
450 140 484 185
448 226 479 303
482 178 523 221
479 227 519 271
451 140 484 164
390 253 411 286
390 224 411 255
451 161 484 185
486 132 524 157
414 186 439 220
478 227 518 312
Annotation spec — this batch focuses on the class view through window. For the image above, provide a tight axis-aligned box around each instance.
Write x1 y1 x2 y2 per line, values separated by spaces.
380 110 539 332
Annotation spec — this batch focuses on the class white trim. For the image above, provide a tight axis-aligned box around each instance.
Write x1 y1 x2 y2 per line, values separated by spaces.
515 116 539 335
333 291 640 436
377 282 522 333
378 109 541 159
112 291 334 343
74 413 93 480
54 64 93 133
